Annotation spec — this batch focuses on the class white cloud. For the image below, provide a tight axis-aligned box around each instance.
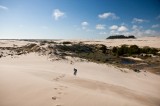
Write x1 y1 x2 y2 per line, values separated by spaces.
96 24 105 30
0 5 8 10
144 29 156 35
156 15 160 20
81 21 89 26
99 32 107 35
144 29 160 36
52 9 65 20
109 24 160 37
117 26 128 32
132 25 138 30
131 25 159 36
98 12 119 19
130 26 144 37
132 25 143 30
109 25 128 35
109 25 118 30
130 25 146 37
132 18 148 24
81 21 89 30
151 24 159 28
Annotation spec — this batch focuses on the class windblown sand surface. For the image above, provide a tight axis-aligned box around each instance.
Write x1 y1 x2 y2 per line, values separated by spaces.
0 37 160 106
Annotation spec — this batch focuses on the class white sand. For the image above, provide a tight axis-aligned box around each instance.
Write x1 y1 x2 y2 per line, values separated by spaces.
0 38 160 106
0 40 31 47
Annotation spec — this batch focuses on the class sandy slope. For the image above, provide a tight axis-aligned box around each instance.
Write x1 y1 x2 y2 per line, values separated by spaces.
0 53 160 106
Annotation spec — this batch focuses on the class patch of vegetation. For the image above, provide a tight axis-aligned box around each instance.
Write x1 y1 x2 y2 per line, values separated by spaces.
112 45 159 56
62 41 72 45
55 44 111 63
141 46 158 55
53 44 159 74
133 69 141 73
56 44 93 53
55 44 159 65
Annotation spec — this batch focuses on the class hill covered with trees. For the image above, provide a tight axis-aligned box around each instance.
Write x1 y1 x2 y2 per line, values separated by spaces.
107 35 136 39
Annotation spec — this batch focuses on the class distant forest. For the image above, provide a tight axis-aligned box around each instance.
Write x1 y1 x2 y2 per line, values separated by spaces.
107 35 136 39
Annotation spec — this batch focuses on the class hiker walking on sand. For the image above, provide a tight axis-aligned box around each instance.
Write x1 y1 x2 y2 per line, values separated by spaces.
73 68 77 76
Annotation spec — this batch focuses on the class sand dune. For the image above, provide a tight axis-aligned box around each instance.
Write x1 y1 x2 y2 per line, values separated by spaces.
0 52 160 106
0 38 160 106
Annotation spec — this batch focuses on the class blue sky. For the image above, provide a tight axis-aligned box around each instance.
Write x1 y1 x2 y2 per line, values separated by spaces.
0 0 160 39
